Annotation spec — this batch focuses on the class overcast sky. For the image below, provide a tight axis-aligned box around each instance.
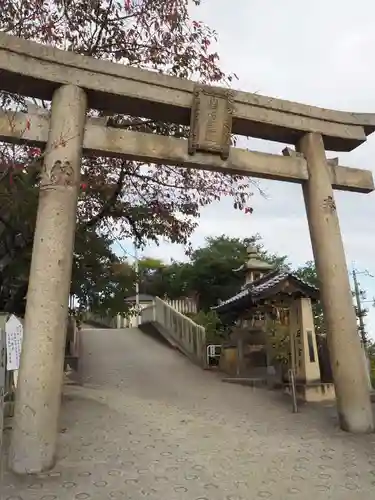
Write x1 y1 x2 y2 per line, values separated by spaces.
119 0 375 338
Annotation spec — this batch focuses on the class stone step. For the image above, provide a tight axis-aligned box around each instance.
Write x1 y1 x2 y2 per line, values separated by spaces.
222 377 268 388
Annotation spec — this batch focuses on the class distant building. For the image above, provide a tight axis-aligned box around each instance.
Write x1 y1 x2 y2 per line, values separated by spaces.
123 294 155 327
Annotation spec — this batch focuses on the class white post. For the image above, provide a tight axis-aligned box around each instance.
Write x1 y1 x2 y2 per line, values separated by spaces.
9 85 87 473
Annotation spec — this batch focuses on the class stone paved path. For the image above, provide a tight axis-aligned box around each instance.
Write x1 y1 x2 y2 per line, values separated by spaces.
2 326 375 499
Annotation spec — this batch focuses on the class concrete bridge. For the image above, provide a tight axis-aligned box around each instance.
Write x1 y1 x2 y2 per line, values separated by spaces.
2 299 375 499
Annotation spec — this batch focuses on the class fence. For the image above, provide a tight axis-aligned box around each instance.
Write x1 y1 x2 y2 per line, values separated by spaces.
116 297 197 329
140 297 207 368
164 298 197 315
83 312 118 328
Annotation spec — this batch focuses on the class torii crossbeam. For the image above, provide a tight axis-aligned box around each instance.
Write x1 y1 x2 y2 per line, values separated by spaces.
0 32 373 474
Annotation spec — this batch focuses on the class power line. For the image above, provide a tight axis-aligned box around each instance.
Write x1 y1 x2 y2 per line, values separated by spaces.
104 223 138 261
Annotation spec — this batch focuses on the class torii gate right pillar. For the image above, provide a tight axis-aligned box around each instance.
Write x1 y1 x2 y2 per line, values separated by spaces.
297 132 373 433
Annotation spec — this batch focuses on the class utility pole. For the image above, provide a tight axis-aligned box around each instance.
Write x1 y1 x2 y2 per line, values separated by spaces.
134 241 140 327
352 268 367 347
351 267 374 391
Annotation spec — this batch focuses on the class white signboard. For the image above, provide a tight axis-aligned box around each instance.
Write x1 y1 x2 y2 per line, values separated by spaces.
5 315 23 371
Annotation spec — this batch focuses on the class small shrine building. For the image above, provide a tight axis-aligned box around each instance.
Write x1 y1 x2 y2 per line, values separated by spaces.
213 246 335 402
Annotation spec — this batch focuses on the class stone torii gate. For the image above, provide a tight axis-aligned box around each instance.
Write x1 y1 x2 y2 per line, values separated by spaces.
0 33 374 473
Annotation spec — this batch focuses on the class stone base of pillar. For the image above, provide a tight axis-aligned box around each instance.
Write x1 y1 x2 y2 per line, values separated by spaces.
285 382 336 403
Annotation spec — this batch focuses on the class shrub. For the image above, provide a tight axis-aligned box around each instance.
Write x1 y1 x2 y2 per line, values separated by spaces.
188 310 228 344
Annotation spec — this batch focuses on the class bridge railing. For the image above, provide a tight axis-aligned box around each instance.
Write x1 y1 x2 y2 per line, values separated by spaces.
140 297 207 368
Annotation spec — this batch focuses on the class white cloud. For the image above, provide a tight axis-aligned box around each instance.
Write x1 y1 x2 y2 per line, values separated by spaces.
120 0 375 339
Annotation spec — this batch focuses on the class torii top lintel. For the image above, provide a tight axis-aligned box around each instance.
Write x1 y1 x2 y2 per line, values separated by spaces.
1 32 375 152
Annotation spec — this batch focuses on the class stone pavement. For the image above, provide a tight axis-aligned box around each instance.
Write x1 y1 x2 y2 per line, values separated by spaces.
2 326 375 500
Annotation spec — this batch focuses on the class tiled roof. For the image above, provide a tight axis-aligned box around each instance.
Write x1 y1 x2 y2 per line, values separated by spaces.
213 270 318 312
215 288 251 308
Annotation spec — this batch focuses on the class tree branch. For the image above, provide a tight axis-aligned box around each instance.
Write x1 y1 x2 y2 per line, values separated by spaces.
86 0 113 56
85 162 127 228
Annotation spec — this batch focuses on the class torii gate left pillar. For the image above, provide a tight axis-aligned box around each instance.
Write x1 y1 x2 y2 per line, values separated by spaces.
9 85 87 474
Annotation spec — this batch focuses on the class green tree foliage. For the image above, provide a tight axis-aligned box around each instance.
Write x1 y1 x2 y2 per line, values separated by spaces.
0 0 253 246
0 151 39 314
265 319 290 366
137 234 289 311
188 310 227 344
186 235 288 311
294 261 375 346
136 257 191 299
294 260 319 287
72 230 135 315
0 159 136 315
0 0 256 314
135 257 169 297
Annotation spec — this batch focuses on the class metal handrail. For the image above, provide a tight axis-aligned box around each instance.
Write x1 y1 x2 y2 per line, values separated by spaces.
288 368 298 413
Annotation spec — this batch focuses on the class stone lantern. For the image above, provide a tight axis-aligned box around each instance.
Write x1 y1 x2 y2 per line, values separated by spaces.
238 246 275 287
